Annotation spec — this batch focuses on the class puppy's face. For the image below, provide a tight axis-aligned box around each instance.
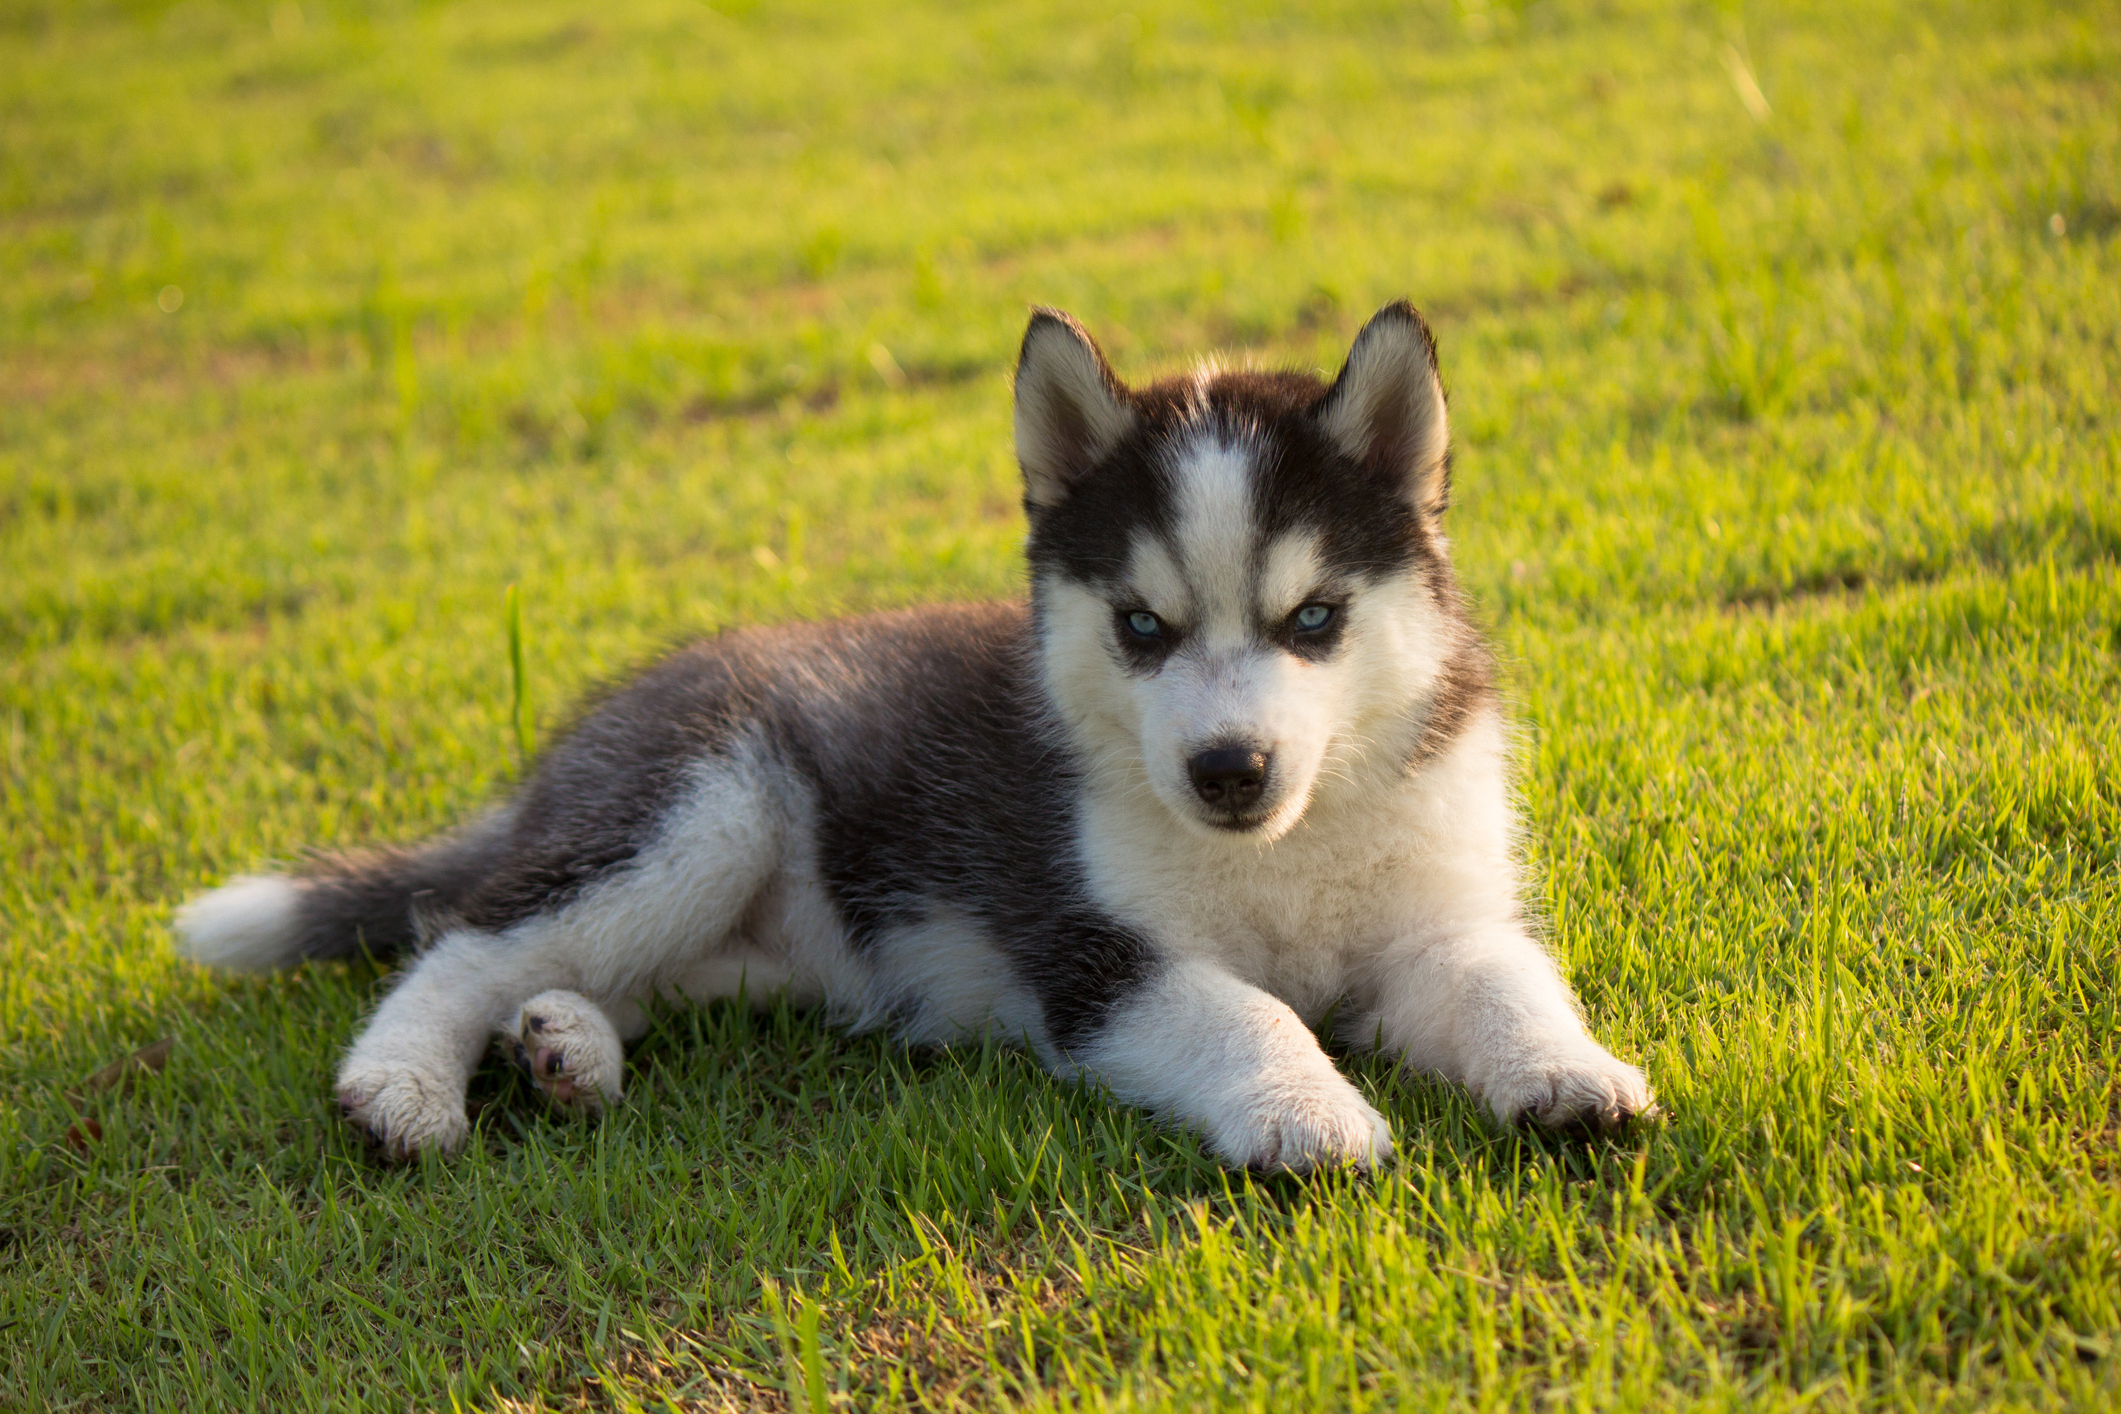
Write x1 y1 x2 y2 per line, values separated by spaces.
1018 305 1462 841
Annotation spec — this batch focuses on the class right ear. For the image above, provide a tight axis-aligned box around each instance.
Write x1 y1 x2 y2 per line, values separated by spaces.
1013 308 1134 510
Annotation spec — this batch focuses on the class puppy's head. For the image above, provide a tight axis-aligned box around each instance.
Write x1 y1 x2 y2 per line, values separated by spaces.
1018 303 1465 840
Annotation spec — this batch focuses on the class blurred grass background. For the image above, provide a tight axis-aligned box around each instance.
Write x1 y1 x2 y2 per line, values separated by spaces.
2 0 2117 1408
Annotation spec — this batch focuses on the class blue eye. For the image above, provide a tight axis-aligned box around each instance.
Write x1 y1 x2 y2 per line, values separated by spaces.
1294 603 1334 631
1126 611 1163 638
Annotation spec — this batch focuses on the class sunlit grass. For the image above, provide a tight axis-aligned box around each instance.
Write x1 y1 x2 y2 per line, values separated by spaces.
1 0 2115 1408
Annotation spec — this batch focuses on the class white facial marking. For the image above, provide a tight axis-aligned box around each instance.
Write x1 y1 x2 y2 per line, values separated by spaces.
1123 535 1190 626
1258 533 1326 625
1168 434 1257 648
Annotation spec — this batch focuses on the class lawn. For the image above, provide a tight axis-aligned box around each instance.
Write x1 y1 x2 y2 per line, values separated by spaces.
2 0 2116 1408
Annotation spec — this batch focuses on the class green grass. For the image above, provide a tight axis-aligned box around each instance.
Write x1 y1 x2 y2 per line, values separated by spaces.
3 0 2117 1408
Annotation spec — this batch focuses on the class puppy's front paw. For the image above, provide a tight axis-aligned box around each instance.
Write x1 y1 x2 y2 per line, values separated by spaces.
508 990 624 1115
335 1060 469 1159
1477 1042 1654 1131
1213 1074 1394 1175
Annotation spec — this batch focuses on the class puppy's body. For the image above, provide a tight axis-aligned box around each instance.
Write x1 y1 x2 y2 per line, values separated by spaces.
178 304 1652 1167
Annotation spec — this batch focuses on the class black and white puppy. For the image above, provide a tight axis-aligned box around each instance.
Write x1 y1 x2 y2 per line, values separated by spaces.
177 303 1654 1169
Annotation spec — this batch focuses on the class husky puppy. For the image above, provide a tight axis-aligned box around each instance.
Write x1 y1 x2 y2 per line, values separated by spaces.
176 303 1653 1169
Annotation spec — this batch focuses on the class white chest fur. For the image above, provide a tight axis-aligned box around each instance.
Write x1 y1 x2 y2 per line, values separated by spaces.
1074 709 1521 1023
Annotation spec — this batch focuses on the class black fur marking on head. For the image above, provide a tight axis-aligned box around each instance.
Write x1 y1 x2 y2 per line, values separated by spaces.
1023 328 1452 608
1252 385 1439 588
1023 408 1182 592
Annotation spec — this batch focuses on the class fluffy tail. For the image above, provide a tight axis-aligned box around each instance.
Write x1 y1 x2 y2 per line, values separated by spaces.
175 813 511 971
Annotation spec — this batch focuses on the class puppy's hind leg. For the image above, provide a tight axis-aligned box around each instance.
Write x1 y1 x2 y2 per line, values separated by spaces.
335 928 541 1157
501 942 800 1119
340 754 791 1154
499 941 798 1119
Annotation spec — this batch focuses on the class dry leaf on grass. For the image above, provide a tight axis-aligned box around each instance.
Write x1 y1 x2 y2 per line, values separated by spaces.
61 1038 175 1149
66 1037 173 1108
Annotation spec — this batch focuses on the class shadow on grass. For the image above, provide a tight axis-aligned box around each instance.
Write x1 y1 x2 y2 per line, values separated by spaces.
444 990 1661 1241
1721 502 2120 611
9 963 1686 1409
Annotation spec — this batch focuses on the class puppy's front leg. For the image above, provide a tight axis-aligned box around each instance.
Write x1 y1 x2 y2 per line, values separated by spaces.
1073 959 1392 1173
1362 924 1653 1129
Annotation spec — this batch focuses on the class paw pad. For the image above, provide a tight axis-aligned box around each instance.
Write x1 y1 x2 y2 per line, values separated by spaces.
506 990 623 1115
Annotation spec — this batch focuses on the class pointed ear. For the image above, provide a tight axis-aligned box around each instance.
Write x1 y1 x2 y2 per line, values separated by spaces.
1013 308 1135 510
1315 301 1451 518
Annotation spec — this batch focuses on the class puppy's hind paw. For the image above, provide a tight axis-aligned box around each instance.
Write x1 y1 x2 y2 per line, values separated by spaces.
508 990 624 1115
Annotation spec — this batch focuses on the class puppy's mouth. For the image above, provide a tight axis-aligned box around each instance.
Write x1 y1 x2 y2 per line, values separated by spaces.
1200 805 1275 833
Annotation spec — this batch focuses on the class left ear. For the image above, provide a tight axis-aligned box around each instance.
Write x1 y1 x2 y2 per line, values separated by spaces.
1315 301 1450 518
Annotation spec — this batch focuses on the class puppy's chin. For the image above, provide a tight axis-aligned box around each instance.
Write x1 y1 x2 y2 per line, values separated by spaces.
1243 795 1313 844
1160 786 1312 845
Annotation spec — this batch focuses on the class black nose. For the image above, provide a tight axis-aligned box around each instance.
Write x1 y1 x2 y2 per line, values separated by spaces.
1189 745 1269 808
